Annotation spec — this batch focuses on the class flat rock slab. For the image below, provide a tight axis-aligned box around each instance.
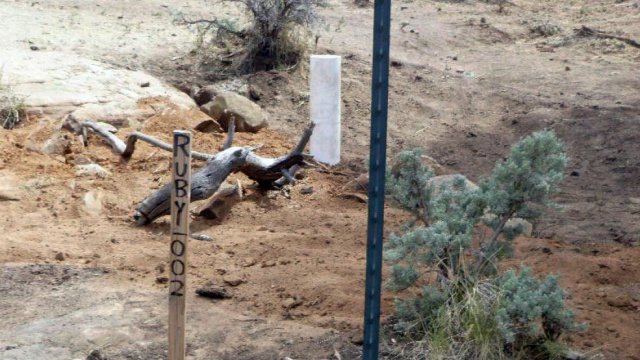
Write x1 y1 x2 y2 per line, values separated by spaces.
0 264 330 360
0 49 196 122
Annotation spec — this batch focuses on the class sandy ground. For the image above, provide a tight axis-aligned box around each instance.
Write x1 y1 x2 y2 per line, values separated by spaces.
1 0 640 359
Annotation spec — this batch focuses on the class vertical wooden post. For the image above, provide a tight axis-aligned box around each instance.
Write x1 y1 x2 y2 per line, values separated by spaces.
169 130 192 360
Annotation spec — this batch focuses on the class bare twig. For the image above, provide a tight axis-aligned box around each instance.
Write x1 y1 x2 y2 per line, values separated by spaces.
176 17 246 38
575 25 640 48
123 131 212 161
220 117 236 150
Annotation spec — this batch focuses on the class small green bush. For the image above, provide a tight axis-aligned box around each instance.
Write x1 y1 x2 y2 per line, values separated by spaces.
384 130 582 358
497 268 582 347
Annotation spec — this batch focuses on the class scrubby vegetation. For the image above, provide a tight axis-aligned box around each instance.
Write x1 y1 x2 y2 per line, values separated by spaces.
384 130 584 359
0 73 25 129
181 0 324 74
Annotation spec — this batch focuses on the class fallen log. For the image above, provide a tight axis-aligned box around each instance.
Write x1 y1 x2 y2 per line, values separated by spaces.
134 147 250 225
79 120 314 225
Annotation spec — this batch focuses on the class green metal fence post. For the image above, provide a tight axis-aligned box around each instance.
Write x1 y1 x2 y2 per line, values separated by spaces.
362 1 392 359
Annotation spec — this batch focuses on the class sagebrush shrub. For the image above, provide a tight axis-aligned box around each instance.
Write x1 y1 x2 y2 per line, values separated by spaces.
384 130 581 358
184 0 324 73
497 267 582 346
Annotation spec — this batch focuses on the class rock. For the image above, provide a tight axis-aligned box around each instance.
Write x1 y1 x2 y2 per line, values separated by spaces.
192 85 219 106
41 133 71 155
606 294 633 309
223 276 244 287
0 49 196 121
193 119 223 133
481 213 533 237
294 170 307 180
202 92 268 133
86 350 106 360
249 85 262 101
261 260 276 268
350 331 364 346
426 175 534 236
563 350 585 360
506 217 533 237
155 263 165 273
55 252 65 261
83 191 104 216
0 173 22 201
199 102 217 118
300 186 314 195
391 154 445 178
352 173 369 193
241 258 257 267
192 80 249 105
421 155 446 175
72 155 93 165
191 233 214 241
76 164 111 178
281 297 303 309
196 283 232 299
139 81 150 88
339 193 368 203
428 174 479 197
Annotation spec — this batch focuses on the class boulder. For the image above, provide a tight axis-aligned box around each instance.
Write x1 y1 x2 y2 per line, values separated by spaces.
427 174 479 197
420 155 446 176
192 85 219 106
201 92 268 133
0 49 196 123
191 79 249 105
427 175 534 237
391 153 446 177
41 133 71 155
506 217 533 237
481 213 534 237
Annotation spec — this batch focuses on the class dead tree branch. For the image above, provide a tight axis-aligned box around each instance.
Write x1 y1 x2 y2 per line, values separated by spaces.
220 118 236 151
78 120 314 225
575 25 640 48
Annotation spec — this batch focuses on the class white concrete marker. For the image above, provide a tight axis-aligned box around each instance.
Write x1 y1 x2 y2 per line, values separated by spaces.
310 55 341 165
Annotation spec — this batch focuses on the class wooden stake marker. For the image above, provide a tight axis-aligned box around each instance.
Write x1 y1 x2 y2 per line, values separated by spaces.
168 130 192 360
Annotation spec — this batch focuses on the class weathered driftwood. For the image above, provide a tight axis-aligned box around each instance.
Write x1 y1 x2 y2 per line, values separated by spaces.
79 120 313 225
123 131 212 161
241 125 313 187
134 147 250 225
81 121 213 160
